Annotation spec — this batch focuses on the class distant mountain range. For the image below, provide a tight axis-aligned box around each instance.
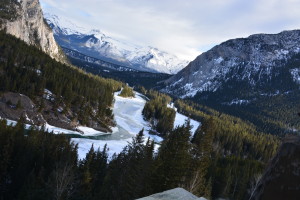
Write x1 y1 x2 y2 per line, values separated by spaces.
161 30 300 134
44 13 189 74
162 30 300 98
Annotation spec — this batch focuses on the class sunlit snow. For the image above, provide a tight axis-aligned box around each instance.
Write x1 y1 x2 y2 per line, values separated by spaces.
2 91 200 160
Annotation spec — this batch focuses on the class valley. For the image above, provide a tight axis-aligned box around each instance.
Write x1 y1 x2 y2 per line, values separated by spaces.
45 13 189 74
65 49 171 89
2 90 200 160
0 0 298 199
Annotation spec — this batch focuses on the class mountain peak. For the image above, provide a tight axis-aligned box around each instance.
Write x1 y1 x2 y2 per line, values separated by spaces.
45 12 189 74
162 29 300 97
44 12 88 35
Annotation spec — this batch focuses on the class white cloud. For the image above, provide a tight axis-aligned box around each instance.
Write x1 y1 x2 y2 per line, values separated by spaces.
40 0 300 61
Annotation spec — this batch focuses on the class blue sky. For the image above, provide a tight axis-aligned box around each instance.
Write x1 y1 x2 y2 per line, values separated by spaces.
40 0 300 60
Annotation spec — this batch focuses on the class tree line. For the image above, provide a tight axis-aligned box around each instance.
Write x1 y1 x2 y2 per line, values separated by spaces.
0 119 198 199
118 85 135 98
0 30 281 199
0 31 123 128
142 90 176 136
137 86 280 199
0 116 276 200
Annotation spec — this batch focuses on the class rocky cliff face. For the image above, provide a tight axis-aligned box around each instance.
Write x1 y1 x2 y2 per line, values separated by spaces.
162 30 300 98
0 0 66 62
250 135 300 200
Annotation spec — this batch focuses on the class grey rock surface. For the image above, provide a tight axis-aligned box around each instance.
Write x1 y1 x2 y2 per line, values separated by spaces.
250 135 300 200
136 188 206 200
1 0 66 62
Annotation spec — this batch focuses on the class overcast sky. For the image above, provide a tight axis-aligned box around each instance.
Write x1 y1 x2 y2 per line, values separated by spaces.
40 0 300 61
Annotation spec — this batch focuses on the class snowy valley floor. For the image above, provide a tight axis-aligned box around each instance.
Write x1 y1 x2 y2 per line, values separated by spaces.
4 91 200 160
72 92 200 159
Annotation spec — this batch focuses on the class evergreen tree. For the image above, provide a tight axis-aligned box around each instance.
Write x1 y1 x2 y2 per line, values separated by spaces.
153 121 192 193
190 117 215 197
119 85 135 98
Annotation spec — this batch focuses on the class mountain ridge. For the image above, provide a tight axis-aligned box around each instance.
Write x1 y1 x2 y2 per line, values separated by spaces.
161 29 300 134
44 13 189 74
162 29 300 98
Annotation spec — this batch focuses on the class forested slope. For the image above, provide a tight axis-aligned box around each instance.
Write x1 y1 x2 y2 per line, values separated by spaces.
138 87 280 199
0 31 122 131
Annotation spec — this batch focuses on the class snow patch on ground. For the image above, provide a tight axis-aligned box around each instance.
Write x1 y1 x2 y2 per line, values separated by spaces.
2 118 108 137
174 112 200 135
223 99 251 106
290 68 300 84
113 91 162 142
2 90 200 160
214 56 224 64
171 78 183 86
168 103 200 135
181 83 200 98
77 126 111 136
71 138 132 159
260 90 280 96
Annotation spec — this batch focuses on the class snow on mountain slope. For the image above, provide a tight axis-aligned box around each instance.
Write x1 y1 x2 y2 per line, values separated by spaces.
44 13 88 35
44 13 189 74
162 30 300 97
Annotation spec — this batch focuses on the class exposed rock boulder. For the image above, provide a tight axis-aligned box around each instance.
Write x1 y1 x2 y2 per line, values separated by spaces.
136 188 206 200
0 92 45 125
0 91 110 133
250 135 300 200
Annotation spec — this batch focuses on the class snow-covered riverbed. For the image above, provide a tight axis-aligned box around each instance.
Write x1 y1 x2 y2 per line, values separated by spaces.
3 91 200 160
73 92 161 159
72 91 200 159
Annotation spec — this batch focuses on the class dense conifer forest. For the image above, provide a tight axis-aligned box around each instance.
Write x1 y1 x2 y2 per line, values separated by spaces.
118 85 135 98
138 87 280 199
0 31 281 200
0 116 279 200
0 31 122 128
142 91 176 136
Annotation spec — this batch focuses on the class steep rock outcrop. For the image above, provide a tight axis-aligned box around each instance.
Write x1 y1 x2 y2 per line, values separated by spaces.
0 91 110 133
0 0 66 62
250 135 300 200
136 188 206 200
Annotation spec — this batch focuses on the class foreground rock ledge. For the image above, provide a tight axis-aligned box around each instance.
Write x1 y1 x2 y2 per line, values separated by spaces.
136 188 206 200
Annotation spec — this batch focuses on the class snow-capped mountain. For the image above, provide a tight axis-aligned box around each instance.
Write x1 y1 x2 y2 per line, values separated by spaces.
161 30 300 134
162 30 300 98
44 13 189 74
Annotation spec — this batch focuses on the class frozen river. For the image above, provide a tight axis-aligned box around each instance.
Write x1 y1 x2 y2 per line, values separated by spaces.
72 91 200 159
72 92 162 159
4 91 200 160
